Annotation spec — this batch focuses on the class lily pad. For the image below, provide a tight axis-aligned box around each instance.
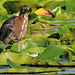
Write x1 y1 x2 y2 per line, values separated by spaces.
25 47 45 53
0 68 31 73
39 40 50 47
56 13 74 20
10 42 38 52
0 0 7 15
38 44 64 60
3 0 40 14
58 23 75 34
29 12 37 24
59 0 75 12
62 62 75 66
7 59 21 68
28 33 50 42
33 67 58 72
0 51 39 65
7 59 37 71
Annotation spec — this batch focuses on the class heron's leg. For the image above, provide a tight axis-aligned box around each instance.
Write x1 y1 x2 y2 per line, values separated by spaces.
18 41 21 52
3 44 7 51
3 38 9 51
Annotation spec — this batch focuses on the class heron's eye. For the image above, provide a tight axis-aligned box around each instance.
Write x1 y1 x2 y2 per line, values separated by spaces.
28 7 29 10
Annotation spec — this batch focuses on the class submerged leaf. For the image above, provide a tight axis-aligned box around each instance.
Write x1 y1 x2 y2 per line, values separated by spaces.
0 65 5 69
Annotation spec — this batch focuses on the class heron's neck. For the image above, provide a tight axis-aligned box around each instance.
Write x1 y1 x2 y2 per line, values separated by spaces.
19 13 28 19
23 13 28 18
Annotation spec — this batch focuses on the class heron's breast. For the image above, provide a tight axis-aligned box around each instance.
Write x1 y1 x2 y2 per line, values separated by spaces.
13 16 28 39
18 18 28 39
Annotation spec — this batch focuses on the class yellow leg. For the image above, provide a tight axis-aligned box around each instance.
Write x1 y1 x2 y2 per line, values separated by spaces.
3 44 7 51
18 41 21 52
3 48 5 51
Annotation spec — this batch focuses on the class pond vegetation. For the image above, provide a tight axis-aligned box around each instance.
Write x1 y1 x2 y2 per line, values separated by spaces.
0 0 75 74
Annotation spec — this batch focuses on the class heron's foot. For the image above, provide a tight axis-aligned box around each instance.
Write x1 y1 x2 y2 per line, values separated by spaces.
3 49 5 51
21 40 27 43
18 50 20 52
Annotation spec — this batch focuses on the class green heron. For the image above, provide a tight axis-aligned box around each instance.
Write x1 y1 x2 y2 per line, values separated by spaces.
0 5 29 52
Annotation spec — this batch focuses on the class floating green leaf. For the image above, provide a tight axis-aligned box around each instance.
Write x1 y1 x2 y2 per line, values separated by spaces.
0 68 31 73
38 44 64 60
33 67 58 72
3 0 40 14
29 12 37 24
7 59 21 68
0 41 4 45
71 44 75 52
58 23 75 34
55 13 74 20
10 42 38 52
55 7 62 17
39 0 60 10
0 41 5 52
62 62 75 66
0 0 7 15
6 59 37 71
39 40 50 47
25 47 45 53
0 52 39 65
59 0 75 12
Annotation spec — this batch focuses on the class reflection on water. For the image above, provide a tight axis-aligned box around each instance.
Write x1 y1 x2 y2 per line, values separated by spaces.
58 68 75 74
73 23 75 25
0 66 10 72
55 67 75 74
0 66 75 74
67 20 75 23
